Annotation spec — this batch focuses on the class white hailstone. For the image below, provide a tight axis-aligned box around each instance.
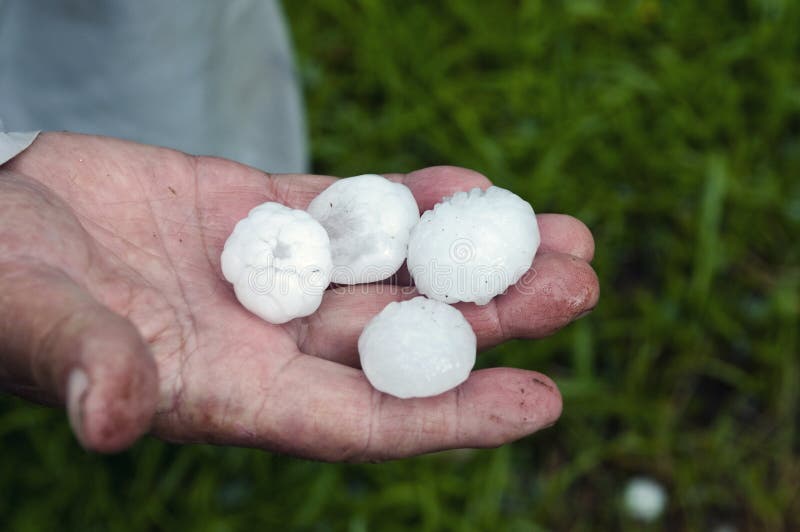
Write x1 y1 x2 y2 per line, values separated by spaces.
358 297 476 398
307 174 420 284
623 477 667 522
407 186 540 305
221 202 332 324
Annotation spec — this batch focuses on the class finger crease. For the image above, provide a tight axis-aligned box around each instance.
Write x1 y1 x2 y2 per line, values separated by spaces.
452 385 465 445
489 298 506 342
360 387 383 461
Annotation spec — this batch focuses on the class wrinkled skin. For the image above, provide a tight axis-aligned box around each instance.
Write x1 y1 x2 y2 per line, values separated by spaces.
0 132 599 461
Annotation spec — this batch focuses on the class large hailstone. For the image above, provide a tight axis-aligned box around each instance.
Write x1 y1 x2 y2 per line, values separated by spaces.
221 202 332 324
358 297 476 398
307 174 420 284
407 186 540 305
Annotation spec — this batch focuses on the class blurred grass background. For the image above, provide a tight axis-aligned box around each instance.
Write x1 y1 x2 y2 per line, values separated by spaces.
2 0 799 530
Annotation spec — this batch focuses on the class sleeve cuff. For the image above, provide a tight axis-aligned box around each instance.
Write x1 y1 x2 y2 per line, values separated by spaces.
0 131 40 166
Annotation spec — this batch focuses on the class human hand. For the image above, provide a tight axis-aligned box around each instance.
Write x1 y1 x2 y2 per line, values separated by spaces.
0 132 598 460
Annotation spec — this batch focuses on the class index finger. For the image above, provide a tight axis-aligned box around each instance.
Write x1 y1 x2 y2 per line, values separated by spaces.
271 165 595 261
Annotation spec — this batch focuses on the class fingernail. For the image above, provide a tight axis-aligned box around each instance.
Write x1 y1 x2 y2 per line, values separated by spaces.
66 369 89 447
576 308 594 320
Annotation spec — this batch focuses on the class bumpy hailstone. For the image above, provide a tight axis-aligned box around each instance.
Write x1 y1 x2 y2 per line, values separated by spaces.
221 202 332 324
307 174 420 284
407 186 540 305
358 296 476 398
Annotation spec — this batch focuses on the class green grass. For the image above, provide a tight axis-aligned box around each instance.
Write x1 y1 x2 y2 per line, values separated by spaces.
2 0 799 530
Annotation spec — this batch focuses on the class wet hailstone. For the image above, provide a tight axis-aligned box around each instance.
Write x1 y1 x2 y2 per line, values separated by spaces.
307 174 420 284
358 297 476 398
220 202 332 324
407 186 540 305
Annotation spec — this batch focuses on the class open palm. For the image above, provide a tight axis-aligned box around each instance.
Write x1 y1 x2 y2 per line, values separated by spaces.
0 132 598 460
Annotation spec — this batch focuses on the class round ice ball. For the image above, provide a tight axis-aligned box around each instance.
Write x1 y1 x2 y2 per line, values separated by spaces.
221 202 332 324
358 296 476 398
307 174 420 284
407 186 540 305
623 477 667 522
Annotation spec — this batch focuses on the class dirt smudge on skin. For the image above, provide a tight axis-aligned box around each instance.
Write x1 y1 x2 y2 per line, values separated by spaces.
531 376 555 393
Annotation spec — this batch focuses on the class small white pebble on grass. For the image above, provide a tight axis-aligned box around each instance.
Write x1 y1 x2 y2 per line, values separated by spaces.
623 476 667 522
307 174 420 284
358 297 476 398
407 186 540 305
221 202 332 324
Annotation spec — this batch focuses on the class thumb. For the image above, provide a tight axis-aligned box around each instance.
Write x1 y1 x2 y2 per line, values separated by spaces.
0 261 158 452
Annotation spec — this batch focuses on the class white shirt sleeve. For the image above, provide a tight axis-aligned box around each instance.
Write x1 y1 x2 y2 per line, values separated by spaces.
0 1 306 173
0 131 39 166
